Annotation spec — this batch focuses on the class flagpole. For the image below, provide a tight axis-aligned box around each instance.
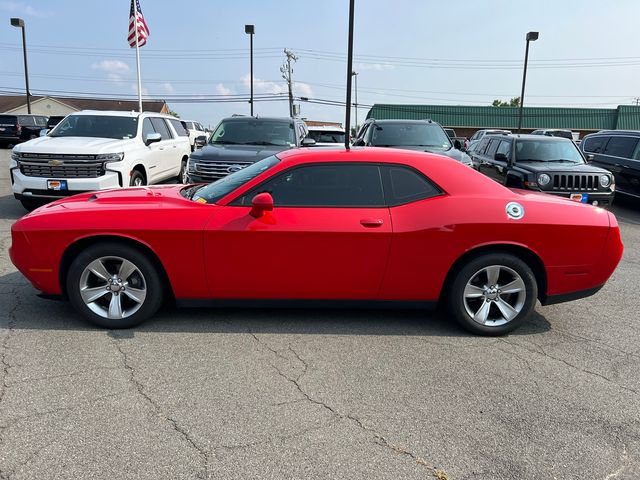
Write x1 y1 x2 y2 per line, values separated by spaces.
134 11 142 112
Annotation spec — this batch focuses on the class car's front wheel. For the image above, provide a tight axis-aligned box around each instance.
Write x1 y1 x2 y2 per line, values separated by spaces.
179 160 188 184
447 253 537 336
66 243 164 328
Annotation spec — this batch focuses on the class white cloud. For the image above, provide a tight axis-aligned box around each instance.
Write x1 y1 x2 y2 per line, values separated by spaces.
215 83 233 95
161 82 175 94
294 82 313 98
92 60 130 75
0 1 51 17
130 84 149 96
356 63 395 71
242 74 287 95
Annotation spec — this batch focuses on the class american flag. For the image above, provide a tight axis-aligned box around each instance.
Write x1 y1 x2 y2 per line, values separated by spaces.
128 0 150 48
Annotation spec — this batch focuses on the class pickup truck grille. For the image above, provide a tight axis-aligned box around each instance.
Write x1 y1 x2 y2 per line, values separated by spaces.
551 174 600 191
194 161 253 179
18 154 105 178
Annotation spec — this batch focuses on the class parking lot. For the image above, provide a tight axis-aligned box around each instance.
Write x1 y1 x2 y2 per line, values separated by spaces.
0 147 639 479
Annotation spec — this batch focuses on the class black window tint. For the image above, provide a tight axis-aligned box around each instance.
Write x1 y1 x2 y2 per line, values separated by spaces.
169 119 189 137
150 117 172 140
496 140 511 157
241 164 384 207
602 136 638 158
486 139 500 158
477 138 490 155
583 136 608 153
142 118 155 139
386 166 441 205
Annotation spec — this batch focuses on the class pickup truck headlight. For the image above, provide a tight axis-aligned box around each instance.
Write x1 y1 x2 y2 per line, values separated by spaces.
97 152 125 163
537 173 551 186
10 152 19 162
188 159 196 173
599 174 612 188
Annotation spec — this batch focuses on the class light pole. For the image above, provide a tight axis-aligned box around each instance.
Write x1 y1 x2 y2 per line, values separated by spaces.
344 0 355 149
10 17 31 114
351 71 358 132
517 31 539 133
245 24 255 116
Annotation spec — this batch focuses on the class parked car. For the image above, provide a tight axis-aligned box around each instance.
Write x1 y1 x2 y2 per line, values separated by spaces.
580 130 640 200
0 114 48 146
9 147 623 335
469 134 614 207
352 119 473 166
186 116 311 183
468 129 511 151
305 124 346 146
9 110 191 211
531 129 575 141
444 128 456 138
183 120 209 151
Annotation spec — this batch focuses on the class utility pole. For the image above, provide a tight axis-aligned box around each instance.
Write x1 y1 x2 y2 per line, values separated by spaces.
281 49 298 118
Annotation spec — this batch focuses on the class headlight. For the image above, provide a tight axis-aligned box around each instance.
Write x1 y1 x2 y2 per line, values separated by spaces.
10 152 19 162
599 174 611 188
187 159 196 172
538 173 551 186
96 152 125 163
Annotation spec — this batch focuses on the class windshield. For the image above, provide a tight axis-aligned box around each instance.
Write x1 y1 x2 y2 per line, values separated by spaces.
49 115 138 139
210 119 295 146
307 130 345 143
515 139 584 163
192 155 280 204
369 123 451 148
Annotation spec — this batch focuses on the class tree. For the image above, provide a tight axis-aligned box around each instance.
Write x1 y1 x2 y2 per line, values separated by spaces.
168 109 180 118
491 97 520 107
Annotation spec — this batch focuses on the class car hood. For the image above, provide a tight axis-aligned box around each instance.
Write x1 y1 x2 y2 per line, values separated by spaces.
192 144 290 162
515 161 611 174
13 136 136 154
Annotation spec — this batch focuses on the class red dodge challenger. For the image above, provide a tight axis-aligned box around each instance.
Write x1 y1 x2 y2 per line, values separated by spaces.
9 148 623 335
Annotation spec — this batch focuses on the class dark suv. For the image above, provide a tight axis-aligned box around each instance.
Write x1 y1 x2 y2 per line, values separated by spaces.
0 114 48 146
580 130 640 200
470 134 614 207
352 119 473 166
187 116 311 182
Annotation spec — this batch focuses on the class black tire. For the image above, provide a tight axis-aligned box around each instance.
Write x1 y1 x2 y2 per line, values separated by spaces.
446 253 537 336
66 242 164 329
129 170 145 187
20 198 46 211
179 160 188 184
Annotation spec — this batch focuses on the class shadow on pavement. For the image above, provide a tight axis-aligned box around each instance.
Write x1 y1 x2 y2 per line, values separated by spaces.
0 194 26 221
2 271 552 338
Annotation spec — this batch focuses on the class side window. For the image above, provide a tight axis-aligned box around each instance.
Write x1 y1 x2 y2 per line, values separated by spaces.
602 136 638 159
150 117 172 140
236 164 385 207
18 116 35 126
168 119 189 137
582 136 608 153
485 139 500 158
476 138 489 155
142 118 155 139
496 140 511 158
384 166 441 206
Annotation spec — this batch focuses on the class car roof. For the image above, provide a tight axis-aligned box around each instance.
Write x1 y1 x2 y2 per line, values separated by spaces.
506 134 573 142
307 125 345 132
222 116 296 123
367 119 436 125
70 110 176 119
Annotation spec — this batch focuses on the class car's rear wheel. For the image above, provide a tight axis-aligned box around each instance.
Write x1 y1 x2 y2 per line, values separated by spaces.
447 253 537 335
66 243 163 328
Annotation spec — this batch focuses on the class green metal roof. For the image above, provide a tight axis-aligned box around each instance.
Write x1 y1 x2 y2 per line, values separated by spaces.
366 104 640 131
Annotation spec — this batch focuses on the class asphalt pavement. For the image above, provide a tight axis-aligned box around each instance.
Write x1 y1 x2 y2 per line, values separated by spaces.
0 148 639 480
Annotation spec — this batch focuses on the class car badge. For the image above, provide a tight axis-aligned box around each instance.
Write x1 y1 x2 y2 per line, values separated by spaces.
506 202 525 220
48 160 63 166
227 165 243 173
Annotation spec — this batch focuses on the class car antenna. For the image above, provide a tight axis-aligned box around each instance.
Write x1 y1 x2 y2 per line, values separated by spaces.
344 0 355 150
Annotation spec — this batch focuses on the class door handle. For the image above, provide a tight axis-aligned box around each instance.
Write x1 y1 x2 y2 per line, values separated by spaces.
360 218 384 227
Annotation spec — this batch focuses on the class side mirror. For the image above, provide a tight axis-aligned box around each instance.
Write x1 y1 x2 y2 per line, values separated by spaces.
39 128 49 137
144 132 162 146
301 137 316 147
495 152 509 161
250 192 274 218
453 139 462 150
195 135 207 148
586 153 595 162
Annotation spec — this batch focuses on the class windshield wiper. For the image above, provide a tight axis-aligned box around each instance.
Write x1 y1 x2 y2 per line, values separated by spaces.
211 140 241 145
183 185 203 200
545 159 582 163
247 141 285 146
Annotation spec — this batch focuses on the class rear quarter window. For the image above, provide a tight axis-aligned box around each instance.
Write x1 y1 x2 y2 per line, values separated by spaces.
602 136 638 158
383 166 442 206
582 136 608 153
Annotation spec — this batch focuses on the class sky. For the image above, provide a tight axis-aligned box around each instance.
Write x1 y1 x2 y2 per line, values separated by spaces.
1 0 640 128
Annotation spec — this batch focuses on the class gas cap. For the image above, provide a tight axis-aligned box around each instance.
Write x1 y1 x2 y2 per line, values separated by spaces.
506 202 525 220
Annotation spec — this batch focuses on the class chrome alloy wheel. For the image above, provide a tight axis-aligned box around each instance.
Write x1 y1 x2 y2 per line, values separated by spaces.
78 256 147 320
132 176 144 187
462 265 526 327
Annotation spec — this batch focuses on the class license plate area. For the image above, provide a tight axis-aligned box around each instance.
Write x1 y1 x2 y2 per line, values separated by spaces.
570 193 588 203
47 180 68 191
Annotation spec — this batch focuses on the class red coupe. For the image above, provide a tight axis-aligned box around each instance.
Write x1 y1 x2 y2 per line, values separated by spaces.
9 148 623 335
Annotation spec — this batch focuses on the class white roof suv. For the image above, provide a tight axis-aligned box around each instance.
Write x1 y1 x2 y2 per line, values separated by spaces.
305 124 346 146
183 120 209 150
10 110 191 210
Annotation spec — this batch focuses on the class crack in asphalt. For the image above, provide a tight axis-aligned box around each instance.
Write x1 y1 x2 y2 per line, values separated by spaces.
499 338 639 396
110 335 211 479
604 442 629 480
0 288 20 407
248 331 448 478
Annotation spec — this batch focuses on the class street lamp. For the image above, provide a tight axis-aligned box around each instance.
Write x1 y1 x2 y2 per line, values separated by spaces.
351 71 358 132
10 17 31 114
245 24 255 116
517 31 539 133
